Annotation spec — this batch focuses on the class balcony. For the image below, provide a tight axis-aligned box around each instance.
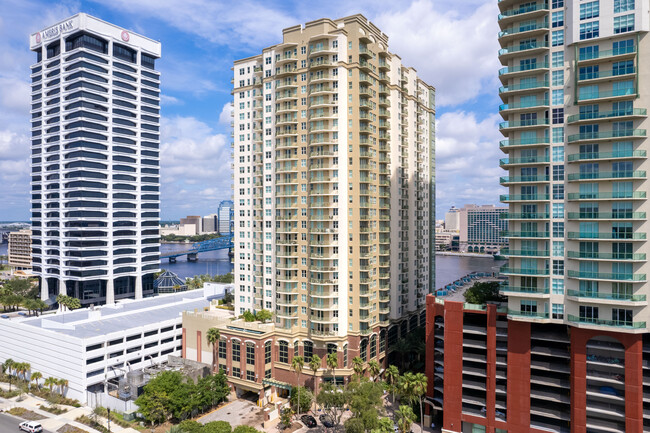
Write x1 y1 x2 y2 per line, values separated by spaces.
498 20 549 43
500 175 549 185
499 137 549 149
500 267 549 276
567 129 646 143
498 62 549 82
577 46 637 64
498 2 549 25
500 249 550 257
576 88 637 104
567 108 647 125
567 251 646 261
567 191 646 201
499 99 549 114
567 231 646 241
508 310 549 319
567 290 646 302
500 193 549 202
500 212 549 220
567 314 645 329
567 149 646 162
577 68 637 85
499 118 550 131
567 270 646 281
501 231 549 238
567 170 646 181
501 286 550 294
499 42 549 61
567 212 646 220
499 156 549 167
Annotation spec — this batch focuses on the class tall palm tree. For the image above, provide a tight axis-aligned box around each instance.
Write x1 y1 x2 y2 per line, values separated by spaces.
326 353 338 385
351 356 365 380
44 377 57 395
206 327 221 374
394 405 416 433
30 372 42 390
291 355 304 416
57 378 69 396
385 365 400 403
2 358 15 391
16 362 30 382
308 354 321 394
367 360 381 382
411 373 428 432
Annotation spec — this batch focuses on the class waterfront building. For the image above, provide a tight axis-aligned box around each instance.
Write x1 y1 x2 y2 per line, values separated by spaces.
426 1 650 432
8 229 32 272
217 200 233 235
180 215 202 233
219 14 435 392
444 206 461 231
458 204 509 253
29 14 161 306
202 213 219 233
0 287 230 403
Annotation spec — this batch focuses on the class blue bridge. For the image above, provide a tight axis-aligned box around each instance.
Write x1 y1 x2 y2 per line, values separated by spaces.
161 234 234 263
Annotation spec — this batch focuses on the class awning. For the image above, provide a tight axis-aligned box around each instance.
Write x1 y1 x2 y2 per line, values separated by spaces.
262 378 293 391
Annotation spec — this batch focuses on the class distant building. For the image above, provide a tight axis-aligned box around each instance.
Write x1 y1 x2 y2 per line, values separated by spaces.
435 230 459 251
160 224 198 237
180 216 202 233
444 207 460 231
202 214 219 233
217 201 233 235
457 204 508 253
154 270 187 293
8 229 32 272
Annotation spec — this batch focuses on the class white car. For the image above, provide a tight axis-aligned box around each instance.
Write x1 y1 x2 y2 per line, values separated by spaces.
19 421 43 433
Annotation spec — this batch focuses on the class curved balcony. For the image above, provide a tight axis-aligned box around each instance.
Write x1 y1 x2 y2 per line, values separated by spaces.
500 249 550 257
498 20 549 44
499 118 549 132
500 193 549 202
498 62 549 83
567 149 646 162
498 2 549 26
568 129 646 143
499 99 549 114
501 286 550 295
499 156 549 167
499 137 549 149
567 170 646 181
577 46 637 65
500 175 549 185
500 267 549 277
499 81 549 98
499 42 549 62
576 89 637 104
577 68 637 85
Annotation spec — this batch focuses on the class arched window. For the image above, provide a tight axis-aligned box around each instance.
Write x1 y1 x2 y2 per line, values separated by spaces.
370 335 377 359
343 344 348 367
379 330 386 353
279 341 289 363
293 340 299 358
327 343 337 355
360 339 368 362
246 342 255 365
303 341 314 363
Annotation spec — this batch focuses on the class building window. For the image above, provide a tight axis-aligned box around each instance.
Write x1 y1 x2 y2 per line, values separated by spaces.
614 14 635 33
612 309 633 326
265 369 272 379
580 1 599 19
520 300 537 314
552 108 564 124
303 341 313 363
552 260 564 276
580 21 600 40
232 341 240 362
551 51 564 68
218 340 226 359
279 341 288 363
551 70 564 87
246 343 255 365
265 341 272 364
552 11 564 27
246 370 255 381
343 344 348 367
232 366 240 377
614 0 635 13
370 335 377 359
552 304 564 319
360 339 368 362
552 278 564 294
553 222 564 237
551 30 564 46
552 0 564 8
552 202 564 218
579 305 599 321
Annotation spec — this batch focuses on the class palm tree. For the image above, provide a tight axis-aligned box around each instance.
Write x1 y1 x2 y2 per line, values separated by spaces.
30 372 42 390
291 355 304 416
57 378 69 396
2 358 15 391
206 327 221 373
44 377 57 395
411 373 428 432
385 365 400 403
394 405 416 433
351 356 365 380
367 360 380 382
326 353 338 384
16 362 30 382
308 354 321 394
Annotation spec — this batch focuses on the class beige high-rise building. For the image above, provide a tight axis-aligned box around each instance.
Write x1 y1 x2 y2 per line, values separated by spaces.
221 14 434 389
8 229 32 272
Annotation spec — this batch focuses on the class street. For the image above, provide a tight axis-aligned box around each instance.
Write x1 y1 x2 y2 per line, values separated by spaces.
0 412 54 433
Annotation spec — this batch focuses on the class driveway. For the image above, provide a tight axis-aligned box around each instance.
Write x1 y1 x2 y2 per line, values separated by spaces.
198 399 265 429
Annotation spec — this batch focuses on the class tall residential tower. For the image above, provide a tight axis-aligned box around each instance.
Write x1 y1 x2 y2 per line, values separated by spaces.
29 14 161 306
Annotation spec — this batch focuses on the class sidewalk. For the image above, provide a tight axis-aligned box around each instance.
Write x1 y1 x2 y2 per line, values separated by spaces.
0 380 138 433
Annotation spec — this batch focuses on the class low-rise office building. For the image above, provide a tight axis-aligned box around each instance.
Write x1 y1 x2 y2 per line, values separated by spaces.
8 229 32 272
0 287 230 403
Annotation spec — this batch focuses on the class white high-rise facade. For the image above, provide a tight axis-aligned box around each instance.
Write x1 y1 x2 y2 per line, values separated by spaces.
29 14 161 306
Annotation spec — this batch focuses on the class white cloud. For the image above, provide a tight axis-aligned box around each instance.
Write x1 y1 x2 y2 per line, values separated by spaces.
218 103 233 126
374 0 500 106
160 94 183 106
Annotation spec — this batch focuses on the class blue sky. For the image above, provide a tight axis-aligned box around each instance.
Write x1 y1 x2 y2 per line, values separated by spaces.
0 0 505 221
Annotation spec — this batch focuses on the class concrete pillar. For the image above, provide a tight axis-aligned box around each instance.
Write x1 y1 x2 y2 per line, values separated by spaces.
40 278 49 300
58 278 66 296
181 328 187 358
135 275 143 299
106 278 115 305
197 330 202 363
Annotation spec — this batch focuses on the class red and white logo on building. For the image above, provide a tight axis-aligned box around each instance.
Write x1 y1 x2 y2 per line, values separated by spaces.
121 30 130 42
35 33 41 43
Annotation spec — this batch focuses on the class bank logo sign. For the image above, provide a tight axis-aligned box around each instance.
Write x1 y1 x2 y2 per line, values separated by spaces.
35 19 76 44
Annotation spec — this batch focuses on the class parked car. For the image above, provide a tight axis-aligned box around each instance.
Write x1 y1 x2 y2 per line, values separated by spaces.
17 312 27 317
19 421 43 432
319 414 334 428
301 414 317 428
0 314 9 319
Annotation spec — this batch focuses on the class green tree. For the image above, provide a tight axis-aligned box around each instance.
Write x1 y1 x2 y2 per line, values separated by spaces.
394 405 415 433
30 371 42 389
291 355 305 415
280 407 294 429
255 309 272 323
316 384 348 427
384 365 400 404
177 420 203 433
2 358 15 391
206 327 221 373
44 377 57 395
346 381 384 431
463 281 506 304
410 373 427 432
367 360 381 382
202 420 232 433
344 417 365 433
58 378 69 396
240 311 256 322
326 352 338 383
371 418 395 433
351 356 365 380
290 386 313 415
232 426 262 433
308 354 321 394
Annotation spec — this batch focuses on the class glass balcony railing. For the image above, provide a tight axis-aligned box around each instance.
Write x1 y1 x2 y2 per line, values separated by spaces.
499 99 549 111
567 231 646 240
499 212 550 219
576 88 637 103
567 251 646 260
567 270 646 281
499 156 549 166
500 193 550 201
500 267 549 276
566 108 647 124
499 81 549 94
499 137 550 147
567 149 647 161
499 62 549 76
501 286 549 294
500 249 550 257
567 212 646 219
499 119 549 129
567 314 645 329
567 170 646 181
567 129 646 142
498 20 549 38
578 68 636 81
508 310 549 319
578 46 637 62
566 290 646 302
500 175 550 183
498 2 549 20
501 231 550 238
567 191 646 200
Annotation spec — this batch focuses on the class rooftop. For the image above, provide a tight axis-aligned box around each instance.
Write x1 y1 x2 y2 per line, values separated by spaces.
14 287 231 340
